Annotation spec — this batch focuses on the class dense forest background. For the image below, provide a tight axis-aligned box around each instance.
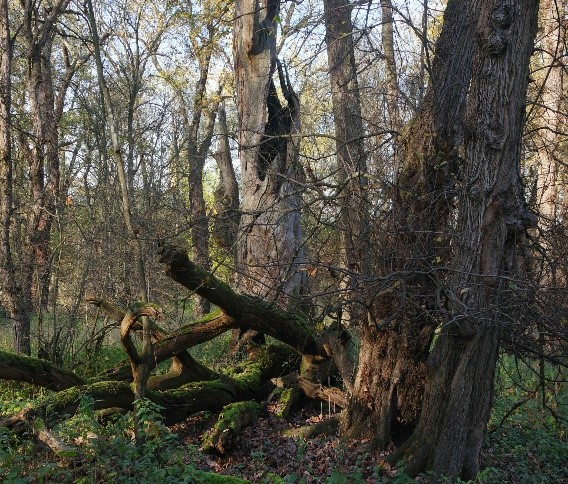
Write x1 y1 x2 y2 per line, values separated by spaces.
0 0 567 482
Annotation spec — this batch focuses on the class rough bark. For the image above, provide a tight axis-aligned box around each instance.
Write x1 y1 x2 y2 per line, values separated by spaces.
158 244 324 357
342 326 429 447
22 0 71 313
342 0 481 444
3 0 73 354
391 0 539 479
233 0 307 307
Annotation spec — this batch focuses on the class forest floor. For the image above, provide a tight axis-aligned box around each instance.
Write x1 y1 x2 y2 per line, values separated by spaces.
169 398 568 483
1 336 567 483
171 400 389 483
1 378 567 483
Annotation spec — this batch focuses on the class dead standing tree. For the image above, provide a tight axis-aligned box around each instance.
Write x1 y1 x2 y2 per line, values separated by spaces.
233 0 306 307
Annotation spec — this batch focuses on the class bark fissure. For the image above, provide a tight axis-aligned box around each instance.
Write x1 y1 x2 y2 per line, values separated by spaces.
391 0 539 478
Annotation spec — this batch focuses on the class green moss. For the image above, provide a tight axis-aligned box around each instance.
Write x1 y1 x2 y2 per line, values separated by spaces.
27 381 133 425
163 378 231 399
0 350 50 373
217 401 260 429
202 401 260 452
276 388 295 419
179 308 223 331
253 298 315 337
227 360 263 397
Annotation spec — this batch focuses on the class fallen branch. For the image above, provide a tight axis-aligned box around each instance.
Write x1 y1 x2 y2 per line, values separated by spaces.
272 372 347 408
0 350 86 391
32 419 83 461
158 244 326 357
87 298 233 385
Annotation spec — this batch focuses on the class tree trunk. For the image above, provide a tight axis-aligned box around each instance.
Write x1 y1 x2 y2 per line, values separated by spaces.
86 0 147 305
323 0 371 303
342 0 480 444
233 0 306 307
342 325 429 447
86 0 152 444
391 0 539 478
212 100 240 256
186 31 219 317
4 0 72 354
0 3 28 355
22 0 71 314
535 0 565 224
381 0 403 133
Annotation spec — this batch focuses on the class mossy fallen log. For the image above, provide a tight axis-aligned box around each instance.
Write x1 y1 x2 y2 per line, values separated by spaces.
202 401 261 454
4 379 236 429
0 350 86 391
158 244 326 357
4 345 295 430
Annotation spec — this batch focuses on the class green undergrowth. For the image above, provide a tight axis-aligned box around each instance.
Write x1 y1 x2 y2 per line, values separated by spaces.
1 339 566 483
0 380 51 418
0 396 247 483
481 355 568 483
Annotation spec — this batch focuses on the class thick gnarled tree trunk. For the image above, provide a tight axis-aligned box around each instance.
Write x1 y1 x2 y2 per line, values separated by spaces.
392 0 539 479
341 0 480 445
